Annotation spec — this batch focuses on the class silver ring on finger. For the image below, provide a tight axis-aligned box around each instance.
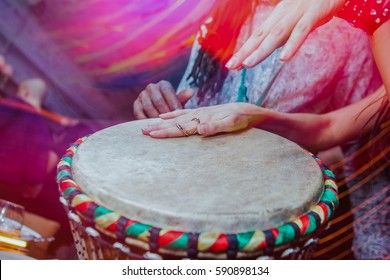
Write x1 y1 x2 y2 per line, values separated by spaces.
176 123 189 137
189 117 200 135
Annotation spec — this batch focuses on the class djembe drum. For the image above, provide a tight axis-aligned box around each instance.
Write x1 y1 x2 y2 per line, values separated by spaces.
57 119 338 259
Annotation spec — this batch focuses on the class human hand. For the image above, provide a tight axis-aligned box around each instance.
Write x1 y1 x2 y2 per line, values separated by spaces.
133 80 194 119
225 0 344 70
141 103 267 138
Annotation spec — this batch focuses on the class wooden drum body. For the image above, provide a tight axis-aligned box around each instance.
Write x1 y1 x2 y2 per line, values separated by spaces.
57 119 338 259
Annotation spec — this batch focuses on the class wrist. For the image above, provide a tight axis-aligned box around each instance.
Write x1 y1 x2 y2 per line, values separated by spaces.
255 110 334 152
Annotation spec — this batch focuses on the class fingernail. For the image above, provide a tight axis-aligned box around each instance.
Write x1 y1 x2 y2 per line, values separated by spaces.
142 127 152 134
279 47 289 61
226 56 238 68
243 55 257 67
197 123 206 135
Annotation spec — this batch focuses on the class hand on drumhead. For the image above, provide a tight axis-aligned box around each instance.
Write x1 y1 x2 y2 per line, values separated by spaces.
225 0 344 69
141 103 264 138
133 80 194 119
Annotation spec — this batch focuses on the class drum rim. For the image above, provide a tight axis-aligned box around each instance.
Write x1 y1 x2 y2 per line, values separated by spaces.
57 136 339 257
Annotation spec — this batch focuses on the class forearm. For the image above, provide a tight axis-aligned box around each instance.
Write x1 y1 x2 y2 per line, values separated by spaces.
254 86 387 152
254 109 332 153
322 86 387 145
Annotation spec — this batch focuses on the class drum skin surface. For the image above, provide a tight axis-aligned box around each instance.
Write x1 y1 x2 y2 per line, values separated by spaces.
72 119 324 233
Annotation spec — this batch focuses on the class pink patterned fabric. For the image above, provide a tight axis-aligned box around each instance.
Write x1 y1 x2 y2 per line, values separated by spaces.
178 4 382 114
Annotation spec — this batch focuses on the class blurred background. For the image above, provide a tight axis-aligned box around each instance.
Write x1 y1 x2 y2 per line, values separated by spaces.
0 0 215 258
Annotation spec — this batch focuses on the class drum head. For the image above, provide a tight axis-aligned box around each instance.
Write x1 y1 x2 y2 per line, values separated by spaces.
72 119 323 233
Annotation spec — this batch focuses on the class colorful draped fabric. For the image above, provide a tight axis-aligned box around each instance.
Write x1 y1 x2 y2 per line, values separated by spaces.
38 0 215 82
